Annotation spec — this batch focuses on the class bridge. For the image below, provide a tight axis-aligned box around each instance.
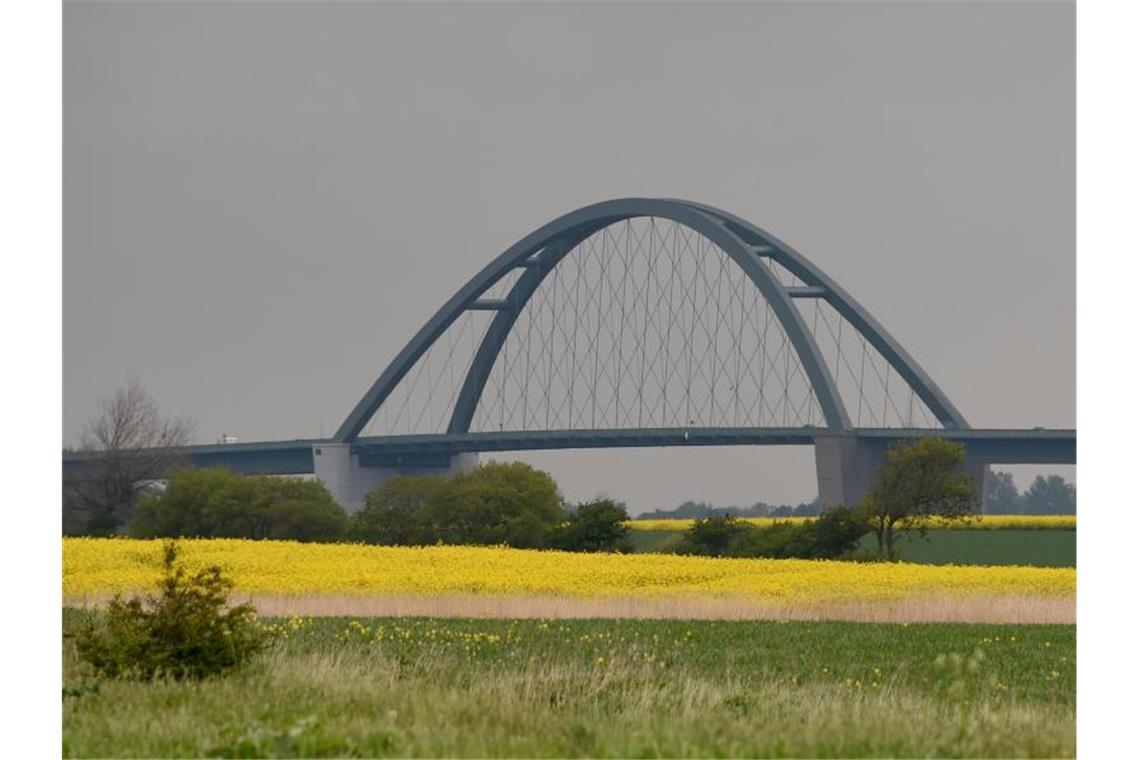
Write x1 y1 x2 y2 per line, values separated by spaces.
64 198 1075 510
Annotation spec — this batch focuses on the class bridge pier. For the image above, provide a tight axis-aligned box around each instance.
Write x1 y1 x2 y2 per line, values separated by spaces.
814 435 989 512
313 443 478 513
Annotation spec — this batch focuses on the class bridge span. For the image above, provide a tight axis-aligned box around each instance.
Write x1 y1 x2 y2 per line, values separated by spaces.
64 199 1075 511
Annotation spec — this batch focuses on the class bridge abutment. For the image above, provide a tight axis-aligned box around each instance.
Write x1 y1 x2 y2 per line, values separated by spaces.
814 435 990 512
313 443 478 513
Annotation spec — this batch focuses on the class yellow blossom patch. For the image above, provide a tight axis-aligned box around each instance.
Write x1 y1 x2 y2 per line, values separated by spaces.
63 538 1074 603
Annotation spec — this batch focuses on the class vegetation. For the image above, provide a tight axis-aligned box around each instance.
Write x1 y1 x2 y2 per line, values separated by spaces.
854 529 1077 568
63 377 194 536
544 498 633 553
62 613 1075 758
350 461 564 548
130 468 349 542
639 497 822 519
63 538 1075 602
1023 474 1077 514
986 471 1077 514
860 438 978 559
677 507 870 559
71 541 266 680
629 514 1076 532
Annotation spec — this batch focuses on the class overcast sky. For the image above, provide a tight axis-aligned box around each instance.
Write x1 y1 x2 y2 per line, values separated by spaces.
64 2 1074 512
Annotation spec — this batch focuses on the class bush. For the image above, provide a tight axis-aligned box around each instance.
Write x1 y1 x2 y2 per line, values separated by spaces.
130 468 349 542
545 499 634 553
74 541 267 680
678 515 751 557
678 508 870 560
352 461 565 548
349 475 448 545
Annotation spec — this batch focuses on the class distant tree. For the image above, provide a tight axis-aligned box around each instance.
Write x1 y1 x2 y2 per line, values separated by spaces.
805 506 872 557
985 471 1023 514
349 475 448 545
678 515 751 557
434 461 565 548
1023 475 1076 515
545 499 633 553
64 377 194 535
253 478 348 541
130 468 348 542
353 461 565 549
859 438 978 560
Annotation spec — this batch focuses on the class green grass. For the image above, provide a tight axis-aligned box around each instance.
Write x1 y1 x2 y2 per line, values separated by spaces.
861 529 1076 567
63 610 1075 758
631 528 1076 567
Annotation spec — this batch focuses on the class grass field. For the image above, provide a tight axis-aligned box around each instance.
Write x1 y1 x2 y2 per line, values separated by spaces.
630 528 1077 567
62 612 1075 758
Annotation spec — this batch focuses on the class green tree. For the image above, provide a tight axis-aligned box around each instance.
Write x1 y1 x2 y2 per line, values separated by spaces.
1023 475 1076 515
433 461 565 548
678 515 751 557
353 461 565 548
985 470 1023 514
545 499 633 553
859 438 978 560
350 474 448 545
130 468 348 542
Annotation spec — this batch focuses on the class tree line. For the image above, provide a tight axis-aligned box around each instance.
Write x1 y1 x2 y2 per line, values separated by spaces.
63 380 1074 562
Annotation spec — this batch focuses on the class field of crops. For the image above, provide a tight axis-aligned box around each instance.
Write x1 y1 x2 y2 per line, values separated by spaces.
63 538 1075 603
628 515 1077 531
62 612 1075 758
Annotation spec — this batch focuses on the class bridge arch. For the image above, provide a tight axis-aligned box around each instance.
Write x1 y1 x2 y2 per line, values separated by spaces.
334 198 967 443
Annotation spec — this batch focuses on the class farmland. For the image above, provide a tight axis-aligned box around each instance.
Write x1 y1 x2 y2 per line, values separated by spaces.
62 613 1075 758
62 538 1076 757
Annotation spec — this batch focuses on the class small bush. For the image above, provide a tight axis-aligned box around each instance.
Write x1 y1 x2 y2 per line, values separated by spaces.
545 499 634 553
74 540 267 680
678 515 751 557
678 508 870 560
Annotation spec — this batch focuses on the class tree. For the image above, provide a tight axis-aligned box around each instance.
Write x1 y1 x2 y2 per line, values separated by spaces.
678 515 751 557
352 461 565 548
64 377 194 535
545 499 633 553
1023 475 1076 515
130 468 349 542
433 461 565 548
859 437 978 560
349 475 448 545
985 470 1023 514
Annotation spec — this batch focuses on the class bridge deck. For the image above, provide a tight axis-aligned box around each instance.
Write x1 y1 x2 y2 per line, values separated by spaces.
63 427 1074 476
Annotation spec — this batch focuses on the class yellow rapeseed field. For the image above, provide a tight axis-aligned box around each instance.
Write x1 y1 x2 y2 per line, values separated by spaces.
63 538 1074 602
627 515 1077 531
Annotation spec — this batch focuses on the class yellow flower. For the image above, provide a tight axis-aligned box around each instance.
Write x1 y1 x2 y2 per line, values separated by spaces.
63 538 1075 602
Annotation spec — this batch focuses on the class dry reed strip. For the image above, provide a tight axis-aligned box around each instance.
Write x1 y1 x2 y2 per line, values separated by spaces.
65 593 1075 624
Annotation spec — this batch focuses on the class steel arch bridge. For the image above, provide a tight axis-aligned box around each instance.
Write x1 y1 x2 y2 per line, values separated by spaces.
63 198 1075 510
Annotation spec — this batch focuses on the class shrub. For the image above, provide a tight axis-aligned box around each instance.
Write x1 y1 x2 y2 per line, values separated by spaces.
352 462 565 549
679 508 870 560
130 468 349 542
350 475 447 545
74 541 267 680
678 515 751 557
545 499 634 553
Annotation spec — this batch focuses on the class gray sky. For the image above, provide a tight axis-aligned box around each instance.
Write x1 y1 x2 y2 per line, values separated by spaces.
64 2 1074 513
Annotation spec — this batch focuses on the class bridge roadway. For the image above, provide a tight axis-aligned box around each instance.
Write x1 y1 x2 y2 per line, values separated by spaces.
62 427 1076 475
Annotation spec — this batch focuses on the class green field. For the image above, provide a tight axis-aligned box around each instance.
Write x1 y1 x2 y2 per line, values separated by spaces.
63 611 1075 758
630 528 1076 567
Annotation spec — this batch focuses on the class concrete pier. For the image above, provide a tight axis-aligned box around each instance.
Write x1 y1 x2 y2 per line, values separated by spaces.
814 434 990 511
313 443 478 513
